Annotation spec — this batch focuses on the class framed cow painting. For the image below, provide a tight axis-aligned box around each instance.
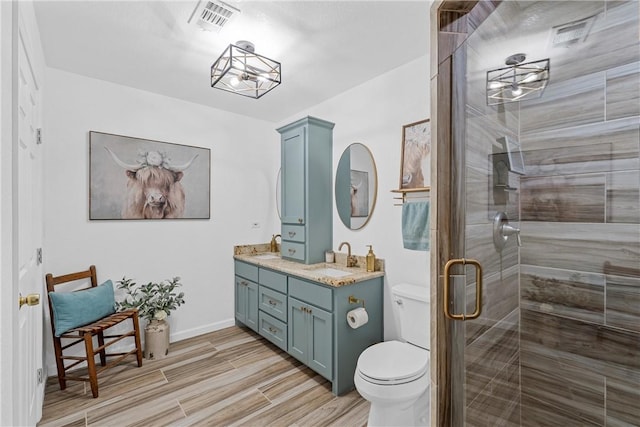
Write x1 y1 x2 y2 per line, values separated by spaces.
89 131 211 220
399 119 431 191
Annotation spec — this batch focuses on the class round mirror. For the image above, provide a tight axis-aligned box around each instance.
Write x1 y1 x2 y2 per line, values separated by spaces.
335 143 378 230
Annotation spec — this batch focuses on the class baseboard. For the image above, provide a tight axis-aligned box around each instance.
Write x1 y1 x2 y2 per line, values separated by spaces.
170 318 236 342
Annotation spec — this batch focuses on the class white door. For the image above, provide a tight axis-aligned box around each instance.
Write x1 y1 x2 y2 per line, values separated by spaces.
15 6 45 426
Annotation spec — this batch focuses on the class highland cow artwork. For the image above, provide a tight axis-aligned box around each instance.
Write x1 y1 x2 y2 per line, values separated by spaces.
399 119 431 191
90 131 210 220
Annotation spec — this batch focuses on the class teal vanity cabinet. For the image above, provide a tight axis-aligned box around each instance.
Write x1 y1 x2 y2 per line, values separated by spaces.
234 261 259 332
288 275 384 396
257 268 288 351
288 277 333 380
234 255 384 396
277 116 334 264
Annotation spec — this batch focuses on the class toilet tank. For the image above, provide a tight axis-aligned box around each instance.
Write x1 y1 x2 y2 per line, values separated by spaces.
392 283 430 350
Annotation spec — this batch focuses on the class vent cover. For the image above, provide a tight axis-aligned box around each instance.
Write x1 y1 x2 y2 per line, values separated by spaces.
550 15 596 48
188 0 240 32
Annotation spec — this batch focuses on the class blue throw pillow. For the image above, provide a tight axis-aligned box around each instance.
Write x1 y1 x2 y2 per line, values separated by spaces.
49 280 116 337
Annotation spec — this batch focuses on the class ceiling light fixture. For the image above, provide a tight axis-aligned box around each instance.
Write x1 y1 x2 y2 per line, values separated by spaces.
486 53 549 105
210 40 281 99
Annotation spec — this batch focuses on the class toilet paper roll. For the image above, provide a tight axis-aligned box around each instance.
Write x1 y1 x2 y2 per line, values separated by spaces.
347 307 369 329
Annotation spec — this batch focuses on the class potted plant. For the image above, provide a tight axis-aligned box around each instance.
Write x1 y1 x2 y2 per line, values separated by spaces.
116 276 185 360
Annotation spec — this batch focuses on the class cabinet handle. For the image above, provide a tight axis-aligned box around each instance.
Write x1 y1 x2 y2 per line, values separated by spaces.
268 327 277 334
268 299 277 306
240 281 248 286
288 231 296 238
298 218 303 224
288 248 296 255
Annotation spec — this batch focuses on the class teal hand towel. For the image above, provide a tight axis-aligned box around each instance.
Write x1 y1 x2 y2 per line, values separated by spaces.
402 201 430 251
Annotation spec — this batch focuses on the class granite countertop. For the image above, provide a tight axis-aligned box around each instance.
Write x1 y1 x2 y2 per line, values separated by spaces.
234 243 385 287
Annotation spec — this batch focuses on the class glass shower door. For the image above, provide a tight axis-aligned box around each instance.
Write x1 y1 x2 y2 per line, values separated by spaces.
444 1 640 425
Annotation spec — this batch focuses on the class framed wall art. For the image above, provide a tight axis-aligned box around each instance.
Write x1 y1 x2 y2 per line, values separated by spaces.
399 119 431 191
89 131 211 220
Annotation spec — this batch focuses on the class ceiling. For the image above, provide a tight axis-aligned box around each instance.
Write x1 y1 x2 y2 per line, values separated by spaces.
34 1 431 123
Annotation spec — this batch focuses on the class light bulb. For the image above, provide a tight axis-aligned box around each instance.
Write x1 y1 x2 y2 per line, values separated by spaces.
511 84 523 96
229 75 240 87
521 72 538 84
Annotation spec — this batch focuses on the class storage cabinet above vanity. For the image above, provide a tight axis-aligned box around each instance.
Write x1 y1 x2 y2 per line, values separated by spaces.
233 256 384 396
277 116 334 264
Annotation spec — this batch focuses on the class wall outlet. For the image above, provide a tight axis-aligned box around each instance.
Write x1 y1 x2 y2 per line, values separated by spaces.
251 222 261 229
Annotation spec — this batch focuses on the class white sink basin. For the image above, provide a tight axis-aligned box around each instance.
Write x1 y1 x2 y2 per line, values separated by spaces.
312 267 353 278
253 253 280 260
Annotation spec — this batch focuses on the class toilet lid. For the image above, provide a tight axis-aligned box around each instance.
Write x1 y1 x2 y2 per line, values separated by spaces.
357 341 429 385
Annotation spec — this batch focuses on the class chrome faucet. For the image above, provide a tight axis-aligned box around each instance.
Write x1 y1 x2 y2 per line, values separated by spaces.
338 241 358 267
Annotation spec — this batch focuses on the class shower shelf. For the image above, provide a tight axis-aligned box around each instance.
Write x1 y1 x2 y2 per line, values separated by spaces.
391 188 430 206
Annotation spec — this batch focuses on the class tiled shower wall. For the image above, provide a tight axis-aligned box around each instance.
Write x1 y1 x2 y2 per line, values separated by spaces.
518 1 639 425
459 1 639 425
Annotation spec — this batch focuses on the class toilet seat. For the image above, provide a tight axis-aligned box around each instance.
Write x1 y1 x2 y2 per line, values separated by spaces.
357 340 429 385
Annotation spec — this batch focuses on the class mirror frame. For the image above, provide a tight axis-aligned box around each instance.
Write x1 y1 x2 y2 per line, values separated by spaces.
335 143 378 230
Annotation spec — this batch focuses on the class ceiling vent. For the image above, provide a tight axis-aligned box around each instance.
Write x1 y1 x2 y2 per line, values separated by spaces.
550 15 596 48
187 0 240 32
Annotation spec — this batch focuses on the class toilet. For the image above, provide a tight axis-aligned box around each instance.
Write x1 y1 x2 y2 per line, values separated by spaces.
354 283 430 427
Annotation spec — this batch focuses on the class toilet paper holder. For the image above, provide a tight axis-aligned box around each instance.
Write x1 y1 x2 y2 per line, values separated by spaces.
348 295 366 308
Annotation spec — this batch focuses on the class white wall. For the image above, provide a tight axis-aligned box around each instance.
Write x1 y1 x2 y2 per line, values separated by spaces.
42 53 430 373
279 55 431 339
42 68 281 372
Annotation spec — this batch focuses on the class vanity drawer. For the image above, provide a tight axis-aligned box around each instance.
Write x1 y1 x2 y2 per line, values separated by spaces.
282 224 305 243
281 241 305 262
259 269 287 293
235 260 258 282
259 286 287 322
289 277 332 311
259 311 287 352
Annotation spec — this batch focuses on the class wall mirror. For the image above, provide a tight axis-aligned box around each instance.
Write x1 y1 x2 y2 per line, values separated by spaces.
335 143 378 230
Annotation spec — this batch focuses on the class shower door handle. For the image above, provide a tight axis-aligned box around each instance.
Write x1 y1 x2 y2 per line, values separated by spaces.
443 258 483 320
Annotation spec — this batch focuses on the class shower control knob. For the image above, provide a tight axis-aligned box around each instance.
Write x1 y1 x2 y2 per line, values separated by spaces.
493 211 522 251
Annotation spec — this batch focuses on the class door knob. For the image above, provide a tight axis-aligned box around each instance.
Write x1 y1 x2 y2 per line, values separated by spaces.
19 293 40 308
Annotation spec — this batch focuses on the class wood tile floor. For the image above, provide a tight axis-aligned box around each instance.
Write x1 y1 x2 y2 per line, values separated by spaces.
38 326 369 427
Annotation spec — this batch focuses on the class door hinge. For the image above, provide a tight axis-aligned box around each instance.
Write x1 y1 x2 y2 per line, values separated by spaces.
36 248 42 265
36 128 42 145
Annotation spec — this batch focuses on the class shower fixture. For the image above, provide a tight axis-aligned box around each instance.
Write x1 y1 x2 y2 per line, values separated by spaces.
486 53 550 105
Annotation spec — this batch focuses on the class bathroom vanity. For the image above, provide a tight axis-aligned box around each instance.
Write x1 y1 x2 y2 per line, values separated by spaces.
233 247 384 396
